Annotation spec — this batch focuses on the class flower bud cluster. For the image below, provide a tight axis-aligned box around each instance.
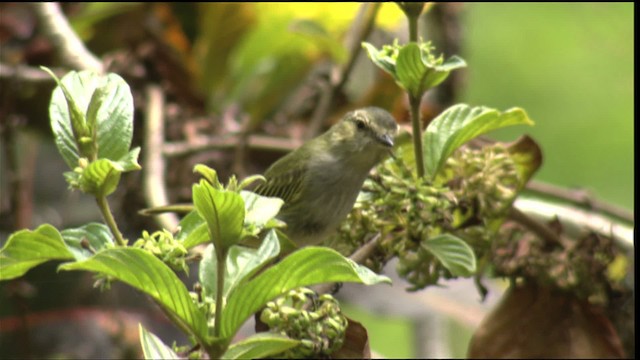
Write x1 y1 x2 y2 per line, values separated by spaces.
329 144 521 290
133 230 189 274
260 288 348 358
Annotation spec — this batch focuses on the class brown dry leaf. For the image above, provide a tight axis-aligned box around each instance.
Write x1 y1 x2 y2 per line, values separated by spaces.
468 282 625 359
332 316 371 359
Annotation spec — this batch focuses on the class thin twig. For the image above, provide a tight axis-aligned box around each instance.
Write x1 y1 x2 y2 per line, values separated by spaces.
514 197 634 252
29 3 103 73
163 134 302 157
0 63 62 83
143 85 179 231
507 207 564 247
304 3 381 139
524 180 634 225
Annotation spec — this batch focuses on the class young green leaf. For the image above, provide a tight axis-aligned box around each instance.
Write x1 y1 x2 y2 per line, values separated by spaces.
193 180 245 252
423 104 534 179
59 248 209 343
116 147 142 172
44 67 90 168
362 42 399 77
222 333 300 360
396 43 466 97
221 247 391 338
139 324 180 360
422 234 476 277
61 222 114 261
0 224 74 281
177 210 209 249
47 69 134 167
78 159 123 197
199 229 280 301
194 164 223 189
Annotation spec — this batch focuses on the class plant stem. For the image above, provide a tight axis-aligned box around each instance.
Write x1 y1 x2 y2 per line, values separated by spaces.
406 10 425 178
95 196 126 246
408 12 419 42
409 94 426 178
213 250 226 338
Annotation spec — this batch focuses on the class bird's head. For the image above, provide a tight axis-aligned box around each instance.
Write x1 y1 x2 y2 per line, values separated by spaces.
328 107 399 159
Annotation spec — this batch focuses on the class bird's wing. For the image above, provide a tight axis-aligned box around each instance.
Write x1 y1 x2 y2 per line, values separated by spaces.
253 152 310 206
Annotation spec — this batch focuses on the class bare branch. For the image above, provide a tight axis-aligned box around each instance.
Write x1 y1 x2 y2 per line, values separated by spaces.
513 197 634 253
0 63 63 83
163 134 302 157
524 180 634 225
304 3 381 139
143 85 179 231
29 3 103 73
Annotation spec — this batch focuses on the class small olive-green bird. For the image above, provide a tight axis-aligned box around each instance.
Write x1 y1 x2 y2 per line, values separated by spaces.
254 107 398 246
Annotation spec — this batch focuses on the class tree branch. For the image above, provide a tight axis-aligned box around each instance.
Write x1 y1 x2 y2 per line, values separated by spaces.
524 180 633 225
143 85 179 231
304 3 381 139
29 3 103 73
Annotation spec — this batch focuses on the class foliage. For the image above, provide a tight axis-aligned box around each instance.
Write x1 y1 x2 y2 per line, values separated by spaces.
0 69 390 359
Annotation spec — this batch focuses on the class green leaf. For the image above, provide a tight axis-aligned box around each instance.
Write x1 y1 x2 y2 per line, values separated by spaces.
61 223 114 261
396 43 466 97
177 210 209 249
240 191 284 230
47 69 134 167
44 67 90 168
221 247 391 338
424 104 534 179
139 324 179 360
194 164 223 189
200 230 280 301
78 159 122 197
116 147 142 172
59 248 208 342
422 234 476 277
0 224 74 281
362 42 398 76
222 333 300 360
238 175 266 190
193 180 245 252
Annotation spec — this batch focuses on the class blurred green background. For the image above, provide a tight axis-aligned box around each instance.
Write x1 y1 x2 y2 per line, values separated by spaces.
463 2 634 210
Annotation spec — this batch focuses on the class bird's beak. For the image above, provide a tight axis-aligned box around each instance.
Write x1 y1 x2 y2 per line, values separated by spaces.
377 133 394 148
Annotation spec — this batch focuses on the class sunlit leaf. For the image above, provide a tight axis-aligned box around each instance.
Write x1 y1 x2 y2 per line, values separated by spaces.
424 104 534 179
61 222 113 261
78 159 122 196
0 224 73 281
177 210 208 249
46 69 135 167
199 229 280 301
396 43 466 97
139 324 179 360
222 333 299 360
193 180 245 252
221 247 390 338
240 191 284 230
59 248 209 343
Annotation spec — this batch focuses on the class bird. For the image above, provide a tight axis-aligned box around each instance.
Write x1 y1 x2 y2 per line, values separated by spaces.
254 107 398 247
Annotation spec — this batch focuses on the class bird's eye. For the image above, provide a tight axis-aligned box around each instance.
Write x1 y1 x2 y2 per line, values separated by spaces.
355 119 366 130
